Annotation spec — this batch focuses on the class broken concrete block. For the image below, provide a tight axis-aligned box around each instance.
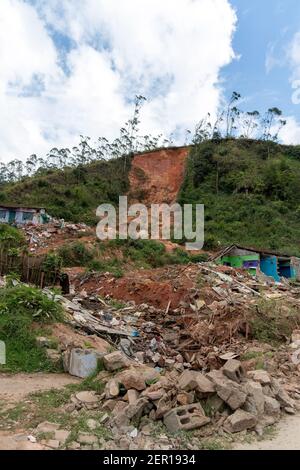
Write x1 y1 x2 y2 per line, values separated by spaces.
242 380 265 416
247 370 271 385
163 403 210 433
36 422 60 433
222 359 245 383
54 430 70 444
45 439 60 449
177 391 195 406
105 379 120 398
103 351 128 371
77 432 98 444
125 398 149 421
178 370 215 395
116 368 146 391
224 409 257 433
264 396 281 416
127 389 140 405
68 349 99 378
216 381 248 410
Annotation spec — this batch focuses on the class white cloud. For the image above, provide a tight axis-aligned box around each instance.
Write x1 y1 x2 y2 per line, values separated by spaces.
0 0 237 162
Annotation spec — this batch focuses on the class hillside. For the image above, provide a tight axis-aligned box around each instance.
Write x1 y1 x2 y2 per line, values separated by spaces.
2 139 300 254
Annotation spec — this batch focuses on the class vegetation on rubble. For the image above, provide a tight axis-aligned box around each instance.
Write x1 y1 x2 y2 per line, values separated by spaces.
0 283 64 372
56 238 208 274
179 139 300 255
0 223 26 251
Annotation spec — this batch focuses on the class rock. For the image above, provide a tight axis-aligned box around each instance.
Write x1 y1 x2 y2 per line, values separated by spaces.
75 391 99 404
291 329 300 343
116 368 146 391
177 391 195 406
247 370 271 385
54 430 70 444
291 349 300 366
284 407 296 415
224 409 257 433
178 371 215 395
264 396 281 416
102 399 117 412
103 351 128 371
99 413 110 425
242 381 265 416
68 349 102 378
36 421 60 433
165 359 176 369
105 379 120 398
142 389 164 401
111 401 128 416
205 394 225 413
45 439 60 449
164 403 210 433
216 380 248 410
154 396 173 420
46 349 61 366
36 336 50 348
127 389 140 405
275 388 295 409
87 419 98 430
77 433 98 444
125 398 149 421
67 442 81 450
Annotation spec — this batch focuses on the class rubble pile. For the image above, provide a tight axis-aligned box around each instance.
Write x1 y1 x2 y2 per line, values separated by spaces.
21 221 92 253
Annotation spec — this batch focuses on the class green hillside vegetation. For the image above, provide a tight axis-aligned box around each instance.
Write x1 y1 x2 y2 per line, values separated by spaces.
179 139 300 255
0 156 131 225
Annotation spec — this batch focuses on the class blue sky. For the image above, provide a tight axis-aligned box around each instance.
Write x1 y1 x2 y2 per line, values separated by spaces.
1 0 300 162
224 0 300 116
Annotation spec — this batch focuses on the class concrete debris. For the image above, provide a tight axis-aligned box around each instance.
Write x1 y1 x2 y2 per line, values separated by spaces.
222 359 245 383
224 409 257 433
164 404 210 433
103 351 129 371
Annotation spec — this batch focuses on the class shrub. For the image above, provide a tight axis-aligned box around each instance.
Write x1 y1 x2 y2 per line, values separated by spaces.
0 224 26 250
58 242 94 267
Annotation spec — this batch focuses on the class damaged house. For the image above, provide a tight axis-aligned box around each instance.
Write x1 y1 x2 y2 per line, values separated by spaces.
210 244 300 282
0 205 49 225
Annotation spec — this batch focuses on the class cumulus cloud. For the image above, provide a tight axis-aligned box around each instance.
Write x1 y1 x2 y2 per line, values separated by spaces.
0 0 237 162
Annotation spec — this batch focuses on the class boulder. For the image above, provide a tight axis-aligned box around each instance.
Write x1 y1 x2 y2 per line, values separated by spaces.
116 368 146 391
264 396 281 416
224 409 257 433
242 381 265 416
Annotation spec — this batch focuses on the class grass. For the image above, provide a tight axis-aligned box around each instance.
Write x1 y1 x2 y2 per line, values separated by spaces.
0 283 64 372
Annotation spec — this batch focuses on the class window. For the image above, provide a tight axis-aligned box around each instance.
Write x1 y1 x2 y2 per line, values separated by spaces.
0 210 7 220
22 212 34 222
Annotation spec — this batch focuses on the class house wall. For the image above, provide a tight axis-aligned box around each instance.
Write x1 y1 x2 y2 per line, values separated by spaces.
218 253 260 276
0 207 46 225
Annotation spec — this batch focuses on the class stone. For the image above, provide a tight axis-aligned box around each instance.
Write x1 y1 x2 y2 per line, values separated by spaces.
36 336 50 348
67 442 81 450
68 349 101 378
291 349 300 366
224 409 257 433
102 399 117 412
45 439 60 449
46 349 61 366
216 381 248 410
177 391 195 406
117 368 146 391
205 394 225 413
264 396 281 416
222 359 245 383
125 398 149 421
247 370 271 385
284 407 296 415
127 389 140 405
242 381 265 416
36 421 60 433
75 391 99 404
103 351 128 371
87 419 97 430
98 413 109 425
142 389 164 401
112 401 128 416
178 371 215 395
163 403 210 433
54 430 70 444
77 433 98 444
105 379 120 398
275 388 295 409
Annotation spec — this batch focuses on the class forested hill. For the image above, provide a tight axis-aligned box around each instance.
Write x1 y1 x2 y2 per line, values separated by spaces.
2 138 300 255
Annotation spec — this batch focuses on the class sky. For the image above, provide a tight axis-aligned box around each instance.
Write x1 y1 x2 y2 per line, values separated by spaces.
1 0 300 162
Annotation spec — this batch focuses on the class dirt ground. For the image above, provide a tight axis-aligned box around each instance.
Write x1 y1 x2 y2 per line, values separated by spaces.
0 372 80 403
235 414 300 450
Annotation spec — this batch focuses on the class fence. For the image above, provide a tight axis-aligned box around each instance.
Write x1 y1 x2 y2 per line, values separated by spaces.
0 250 61 288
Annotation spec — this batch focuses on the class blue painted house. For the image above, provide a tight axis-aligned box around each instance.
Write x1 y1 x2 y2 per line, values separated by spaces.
211 244 300 282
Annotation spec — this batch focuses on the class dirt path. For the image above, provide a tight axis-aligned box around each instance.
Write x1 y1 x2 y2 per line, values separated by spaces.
0 372 80 450
0 372 80 403
235 414 300 450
